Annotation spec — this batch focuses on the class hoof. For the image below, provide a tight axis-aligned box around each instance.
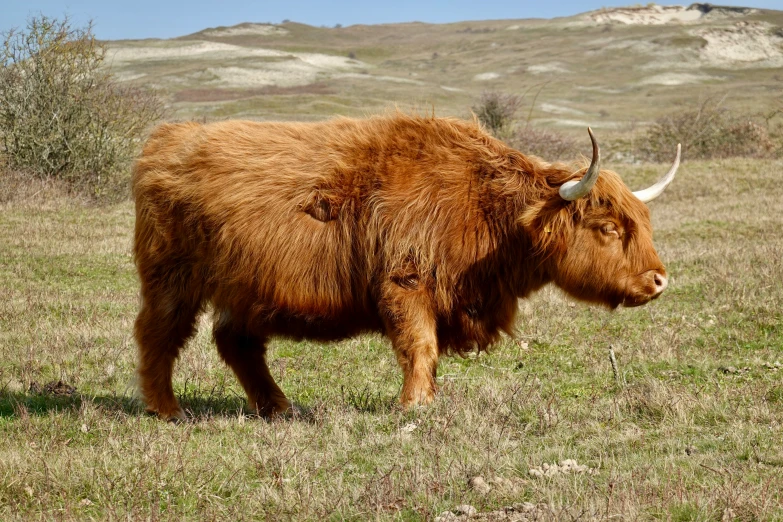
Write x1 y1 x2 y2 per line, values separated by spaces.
166 411 187 424
250 397 295 418
273 399 300 418
146 406 187 423
399 390 436 409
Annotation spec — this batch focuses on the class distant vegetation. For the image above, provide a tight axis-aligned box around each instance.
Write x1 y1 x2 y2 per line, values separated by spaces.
471 90 522 136
0 16 164 201
509 125 581 162
474 91 783 163
639 97 783 162
472 90 581 161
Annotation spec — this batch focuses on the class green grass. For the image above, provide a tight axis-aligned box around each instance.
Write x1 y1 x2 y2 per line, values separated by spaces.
1 157 782 519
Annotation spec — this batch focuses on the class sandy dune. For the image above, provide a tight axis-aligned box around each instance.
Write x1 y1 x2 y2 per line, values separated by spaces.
107 41 287 64
695 22 783 67
586 4 756 25
107 41 368 88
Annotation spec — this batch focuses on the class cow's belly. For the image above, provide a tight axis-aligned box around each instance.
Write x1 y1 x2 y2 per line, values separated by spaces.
261 309 384 342
210 281 383 342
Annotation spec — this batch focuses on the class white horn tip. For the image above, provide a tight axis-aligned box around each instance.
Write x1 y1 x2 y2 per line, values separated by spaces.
632 143 681 203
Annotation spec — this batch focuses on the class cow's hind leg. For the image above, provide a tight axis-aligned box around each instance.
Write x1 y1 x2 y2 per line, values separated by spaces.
213 317 292 417
134 295 200 422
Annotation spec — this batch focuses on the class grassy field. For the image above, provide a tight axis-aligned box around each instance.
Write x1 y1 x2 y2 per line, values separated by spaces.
1 156 782 520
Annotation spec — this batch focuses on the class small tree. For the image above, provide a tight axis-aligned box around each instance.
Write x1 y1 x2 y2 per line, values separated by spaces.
472 90 522 136
0 16 164 200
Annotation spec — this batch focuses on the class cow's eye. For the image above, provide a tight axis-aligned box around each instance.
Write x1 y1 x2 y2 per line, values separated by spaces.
601 223 620 237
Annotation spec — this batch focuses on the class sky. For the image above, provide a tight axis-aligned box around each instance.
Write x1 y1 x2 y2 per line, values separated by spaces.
4 0 782 41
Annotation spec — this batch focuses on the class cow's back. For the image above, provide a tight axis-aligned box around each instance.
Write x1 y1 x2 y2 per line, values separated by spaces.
133 119 380 334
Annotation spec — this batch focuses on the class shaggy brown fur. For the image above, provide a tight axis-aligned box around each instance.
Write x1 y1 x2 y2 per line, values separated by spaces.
132 113 668 419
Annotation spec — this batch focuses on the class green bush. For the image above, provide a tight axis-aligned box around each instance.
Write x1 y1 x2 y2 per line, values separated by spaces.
0 16 164 201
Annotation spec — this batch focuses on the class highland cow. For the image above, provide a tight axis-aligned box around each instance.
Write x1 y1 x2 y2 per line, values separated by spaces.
132 114 679 420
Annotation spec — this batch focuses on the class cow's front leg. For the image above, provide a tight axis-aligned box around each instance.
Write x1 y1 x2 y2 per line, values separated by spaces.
396 333 439 407
383 284 440 407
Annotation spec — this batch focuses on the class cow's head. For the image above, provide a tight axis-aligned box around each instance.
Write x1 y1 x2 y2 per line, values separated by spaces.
523 129 680 308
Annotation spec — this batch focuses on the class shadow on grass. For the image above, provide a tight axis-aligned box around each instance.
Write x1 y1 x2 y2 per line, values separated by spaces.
1 378 401 421
0 388 379 423
0 390 249 420
0 390 140 418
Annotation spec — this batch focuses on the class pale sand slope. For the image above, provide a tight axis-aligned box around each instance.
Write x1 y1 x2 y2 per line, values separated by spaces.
586 4 756 25
695 21 783 67
107 41 368 88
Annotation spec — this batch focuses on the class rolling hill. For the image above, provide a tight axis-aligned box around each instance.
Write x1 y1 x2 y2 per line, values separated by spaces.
107 4 783 133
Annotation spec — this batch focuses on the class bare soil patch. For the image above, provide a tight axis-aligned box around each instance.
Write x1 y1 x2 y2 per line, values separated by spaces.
201 23 289 38
173 83 334 103
639 72 722 86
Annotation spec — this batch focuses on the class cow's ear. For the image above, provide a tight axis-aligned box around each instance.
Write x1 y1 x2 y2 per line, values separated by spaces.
300 190 338 222
518 200 544 230
519 201 571 257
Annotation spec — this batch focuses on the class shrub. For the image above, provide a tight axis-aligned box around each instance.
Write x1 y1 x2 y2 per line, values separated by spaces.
472 91 522 136
639 98 781 162
472 87 584 161
0 16 164 201
508 125 582 161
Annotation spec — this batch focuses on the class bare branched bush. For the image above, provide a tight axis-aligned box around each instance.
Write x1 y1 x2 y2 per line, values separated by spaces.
473 85 584 161
0 16 165 201
640 98 781 162
472 91 522 136
508 125 582 161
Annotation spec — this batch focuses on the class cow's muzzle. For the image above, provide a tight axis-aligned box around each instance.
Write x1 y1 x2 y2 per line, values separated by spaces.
652 272 668 296
623 270 668 307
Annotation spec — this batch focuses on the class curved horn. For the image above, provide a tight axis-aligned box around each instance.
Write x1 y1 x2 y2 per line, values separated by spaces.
633 144 681 203
559 127 601 201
